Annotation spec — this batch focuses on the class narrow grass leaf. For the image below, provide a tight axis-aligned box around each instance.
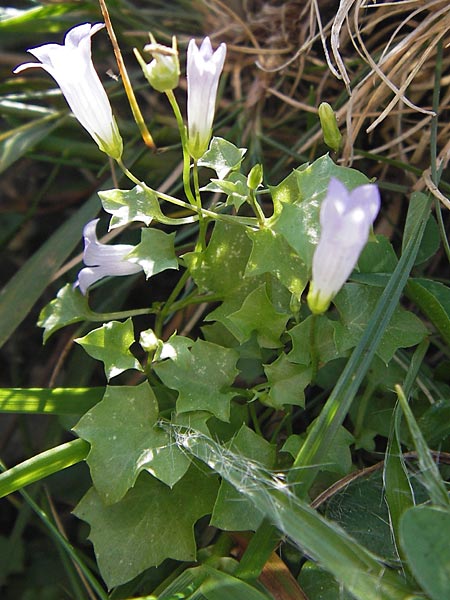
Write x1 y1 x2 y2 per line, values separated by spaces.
0 387 103 414
0 438 89 499
395 384 449 508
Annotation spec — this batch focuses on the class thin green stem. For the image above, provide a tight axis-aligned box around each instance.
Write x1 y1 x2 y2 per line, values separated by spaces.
165 89 197 206
248 189 266 226
117 158 258 228
309 314 319 383
154 270 190 337
192 159 207 250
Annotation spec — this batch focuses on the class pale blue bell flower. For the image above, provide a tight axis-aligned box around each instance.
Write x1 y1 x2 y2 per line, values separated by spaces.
307 177 381 314
76 219 142 294
186 36 226 160
14 23 123 159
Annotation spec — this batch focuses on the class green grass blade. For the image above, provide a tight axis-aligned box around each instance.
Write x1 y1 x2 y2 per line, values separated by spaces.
0 438 89 499
0 387 104 414
395 384 449 508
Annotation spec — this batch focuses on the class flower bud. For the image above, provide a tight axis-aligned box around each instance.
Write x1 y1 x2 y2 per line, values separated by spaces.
318 102 342 153
247 164 263 190
134 35 179 93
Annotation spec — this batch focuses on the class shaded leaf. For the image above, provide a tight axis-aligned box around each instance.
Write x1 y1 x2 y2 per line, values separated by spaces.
400 505 450 600
73 467 219 588
38 283 94 342
333 283 428 364
407 278 450 346
246 228 308 297
264 354 311 408
288 315 340 366
227 284 289 348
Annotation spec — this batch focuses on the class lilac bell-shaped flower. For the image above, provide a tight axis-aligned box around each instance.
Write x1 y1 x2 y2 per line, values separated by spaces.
307 177 381 315
14 23 123 160
76 219 142 294
186 37 226 160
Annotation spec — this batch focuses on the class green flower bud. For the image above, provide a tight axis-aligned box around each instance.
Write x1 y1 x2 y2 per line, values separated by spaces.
247 164 263 190
134 35 179 93
318 102 342 153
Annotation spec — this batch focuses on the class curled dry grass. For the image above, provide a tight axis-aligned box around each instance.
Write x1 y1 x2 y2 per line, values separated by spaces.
200 0 450 196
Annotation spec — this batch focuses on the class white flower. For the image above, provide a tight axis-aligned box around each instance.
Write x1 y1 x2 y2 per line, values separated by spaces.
186 37 226 159
307 177 381 314
76 219 142 294
14 23 123 159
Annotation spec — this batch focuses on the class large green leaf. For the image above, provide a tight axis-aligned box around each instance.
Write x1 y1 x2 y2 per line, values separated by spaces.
73 467 219 588
74 382 190 504
400 505 450 600
154 337 239 421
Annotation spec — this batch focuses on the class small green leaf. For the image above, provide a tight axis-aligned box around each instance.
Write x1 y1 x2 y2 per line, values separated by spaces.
227 284 289 348
246 228 308 297
288 315 340 366
198 137 246 179
99 186 157 228
202 172 249 210
127 228 178 279
211 425 276 531
407 278 450 346
154 337 239 421
400 505 450 600
75 319 142 380
264 354 311 409
99 185 194 228
74 382 190 504
38 283 95 342
73 467 219 588
333 283 428 364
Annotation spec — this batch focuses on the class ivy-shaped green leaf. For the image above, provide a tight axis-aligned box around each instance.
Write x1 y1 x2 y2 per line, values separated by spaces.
99 185 195 228
263 354 311 408
198 137 246 179
38 283 95 342
73 467 219 588
288 315 340 366
227 284 289 348
183 220 253 296
202 172 249 210
75 318 142 380
99 186 158 228
245 228 308 298
127 228 178 279
154 337 239 421
211 425 275 531
333 283 428 364
73 382 190 504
